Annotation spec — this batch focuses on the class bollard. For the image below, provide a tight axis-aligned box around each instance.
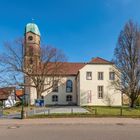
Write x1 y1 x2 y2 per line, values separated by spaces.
34 108 36 115
94 108 97 115
120 108 123 116
71 108 73 114
24 111 27 119
48 109 50 115
44 108 45 115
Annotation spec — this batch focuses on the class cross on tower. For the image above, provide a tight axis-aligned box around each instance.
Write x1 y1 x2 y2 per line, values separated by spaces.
31 18 35 23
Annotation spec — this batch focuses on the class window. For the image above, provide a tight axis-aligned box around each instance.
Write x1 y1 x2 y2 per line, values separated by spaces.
29 58 33 64
86 72 92 80
109 72 115 80
98 86 104 99
66 80 73 92
98 72 103 80
66 95 72 102
52 95 58 102
28 36 33 41
87 90 92 103
52 80 58 92
29 46 33 56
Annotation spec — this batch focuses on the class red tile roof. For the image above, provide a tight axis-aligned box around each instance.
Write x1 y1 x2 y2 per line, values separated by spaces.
33 57 112 76
34 62 85 76
89 57 113 64
46 57 112 75
60 62 85 75
16 90 23 96
44 62 86 76
0 87 14 100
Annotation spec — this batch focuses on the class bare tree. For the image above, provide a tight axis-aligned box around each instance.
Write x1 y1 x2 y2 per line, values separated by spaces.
112 20 140 108
102 93 115 107
0 39 66 100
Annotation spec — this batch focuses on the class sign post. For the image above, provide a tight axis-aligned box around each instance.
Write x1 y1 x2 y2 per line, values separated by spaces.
35 99 44 107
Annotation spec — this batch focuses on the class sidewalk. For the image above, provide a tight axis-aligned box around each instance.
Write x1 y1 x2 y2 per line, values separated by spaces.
0 118 140 126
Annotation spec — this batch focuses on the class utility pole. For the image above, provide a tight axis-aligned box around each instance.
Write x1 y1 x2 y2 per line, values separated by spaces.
21 41 25 119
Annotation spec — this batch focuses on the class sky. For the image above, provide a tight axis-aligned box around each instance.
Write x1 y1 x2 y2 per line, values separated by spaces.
0 0 140 62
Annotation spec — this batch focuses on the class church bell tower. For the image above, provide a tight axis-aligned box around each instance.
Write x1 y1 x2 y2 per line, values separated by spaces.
24 23 41 72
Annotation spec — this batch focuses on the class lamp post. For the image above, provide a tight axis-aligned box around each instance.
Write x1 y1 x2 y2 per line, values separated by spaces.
20 85 25 119
21 94 24 119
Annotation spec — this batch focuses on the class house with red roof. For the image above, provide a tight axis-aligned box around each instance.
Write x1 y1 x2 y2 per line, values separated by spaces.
0 87 16 107
24 23 122 106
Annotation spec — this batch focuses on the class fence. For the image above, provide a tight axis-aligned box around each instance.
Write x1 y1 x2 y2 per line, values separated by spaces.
86 106 140 116
0 107 3 116
26 106 85 117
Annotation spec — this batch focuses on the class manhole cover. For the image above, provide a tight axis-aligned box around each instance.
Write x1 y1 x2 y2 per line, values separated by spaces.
116 123 124 126
8 126 20 129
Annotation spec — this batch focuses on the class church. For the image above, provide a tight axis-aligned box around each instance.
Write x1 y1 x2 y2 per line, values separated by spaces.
24 23 122 106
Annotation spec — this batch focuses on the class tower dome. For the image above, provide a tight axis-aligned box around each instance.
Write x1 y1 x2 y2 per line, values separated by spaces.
25 23 41 36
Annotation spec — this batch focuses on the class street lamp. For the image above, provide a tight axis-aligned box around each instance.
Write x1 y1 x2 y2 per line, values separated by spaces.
20 85 25 119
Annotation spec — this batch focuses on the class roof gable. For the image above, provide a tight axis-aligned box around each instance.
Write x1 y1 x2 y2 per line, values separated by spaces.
89 57 113 64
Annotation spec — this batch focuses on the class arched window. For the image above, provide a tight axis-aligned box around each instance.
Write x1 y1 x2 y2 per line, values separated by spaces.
66 95 72 102
66 80 73 92
28 36 33 41
52 95 58 102
52 80 58 92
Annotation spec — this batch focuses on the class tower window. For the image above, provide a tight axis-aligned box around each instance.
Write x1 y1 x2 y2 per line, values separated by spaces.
28 36 33 41
29 46 33 56
29 58 33 64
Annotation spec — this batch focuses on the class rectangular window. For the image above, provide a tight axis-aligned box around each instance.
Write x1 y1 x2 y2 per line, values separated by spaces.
66 95 72 102
86 72 92 80
52 95 58 102
98 72 103 80
52 80 58 92
109 72 115 80
98 86 103 99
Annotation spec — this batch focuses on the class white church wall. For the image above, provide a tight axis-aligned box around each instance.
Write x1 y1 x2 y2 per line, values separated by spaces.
29 76 77 105
79 64 122 106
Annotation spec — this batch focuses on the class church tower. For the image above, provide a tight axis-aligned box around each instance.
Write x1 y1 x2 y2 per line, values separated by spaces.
24 23 41 72
24 23 41 105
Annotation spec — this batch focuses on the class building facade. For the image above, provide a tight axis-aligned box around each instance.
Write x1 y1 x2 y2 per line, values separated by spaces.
24 23 122 106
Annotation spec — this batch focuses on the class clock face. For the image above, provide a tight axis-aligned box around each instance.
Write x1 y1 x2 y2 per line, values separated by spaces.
28 36 33 41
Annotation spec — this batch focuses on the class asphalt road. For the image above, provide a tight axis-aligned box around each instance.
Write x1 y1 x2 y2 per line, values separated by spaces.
0 123 140 140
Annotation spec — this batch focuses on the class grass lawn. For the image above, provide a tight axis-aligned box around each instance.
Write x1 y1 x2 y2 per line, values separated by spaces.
2 106 37 115
3 107 21 115
2 106 140 118
84 106 140 117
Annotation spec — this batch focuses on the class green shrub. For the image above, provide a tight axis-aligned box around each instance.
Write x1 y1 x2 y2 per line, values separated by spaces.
14 101 22 107
0 101 3 107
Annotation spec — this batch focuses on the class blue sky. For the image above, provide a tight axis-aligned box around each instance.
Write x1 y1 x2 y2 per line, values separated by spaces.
0 0 140 62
